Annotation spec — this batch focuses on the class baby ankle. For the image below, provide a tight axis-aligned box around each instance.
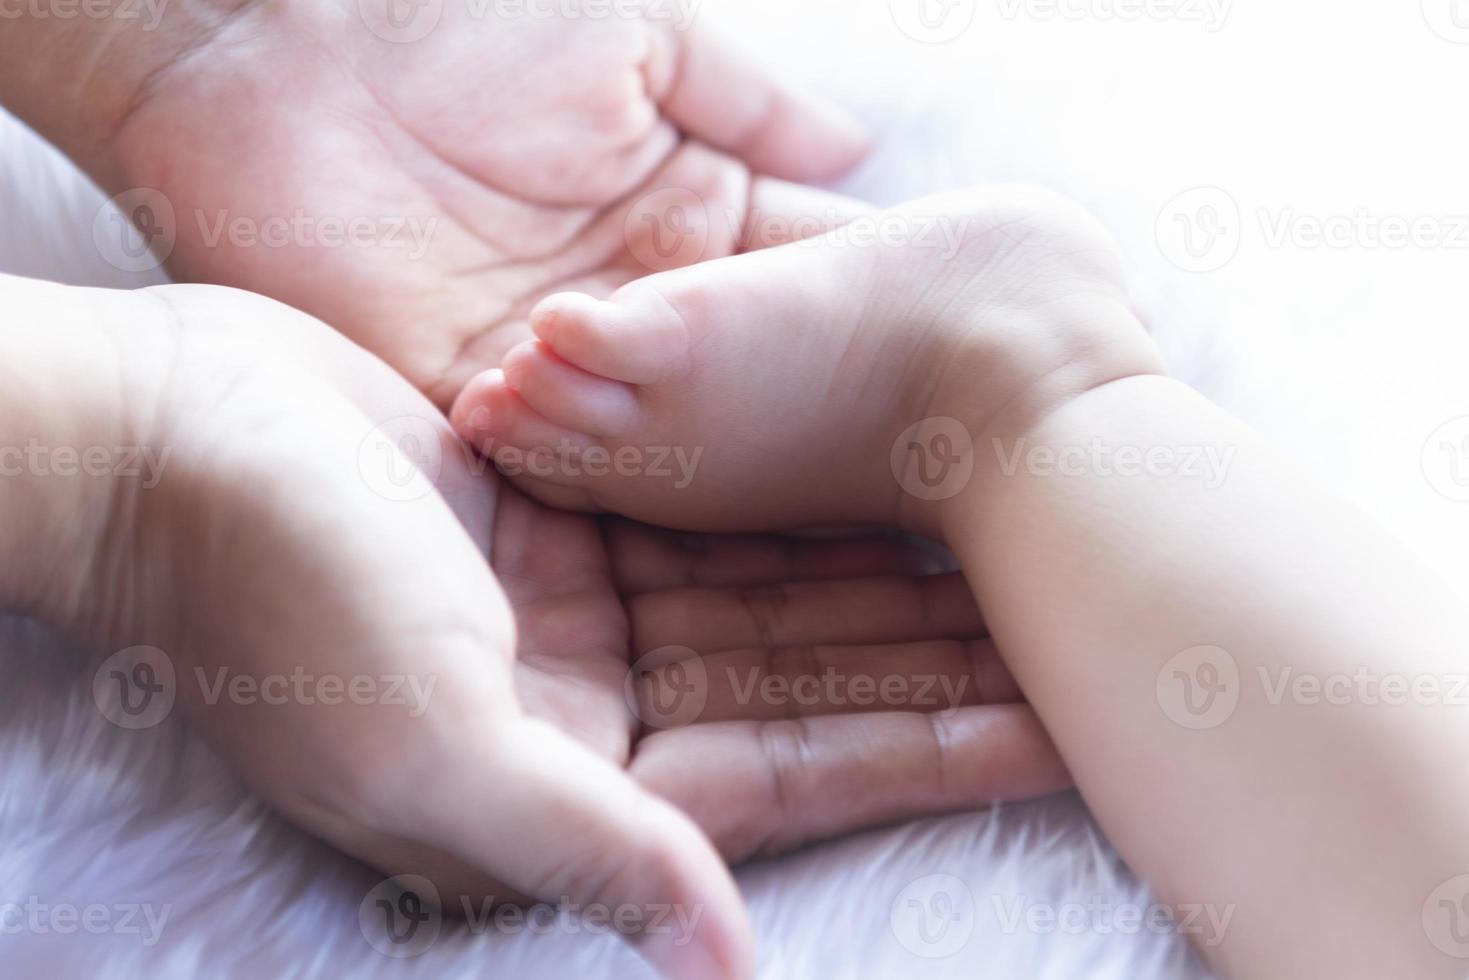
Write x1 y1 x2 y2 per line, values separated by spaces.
892 302 1167 539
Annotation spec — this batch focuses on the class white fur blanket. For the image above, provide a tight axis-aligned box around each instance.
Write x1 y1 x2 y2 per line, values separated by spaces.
4 2 1466 977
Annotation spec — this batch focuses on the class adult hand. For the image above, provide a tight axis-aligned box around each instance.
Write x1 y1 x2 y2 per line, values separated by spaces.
500 508 1072 867
35 278 748 978
28 279 1064 979
3 0 870 406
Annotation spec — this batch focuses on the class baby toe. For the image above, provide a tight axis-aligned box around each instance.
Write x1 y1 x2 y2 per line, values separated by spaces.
452 368 595 465
501 340 641 438
530 288 688 386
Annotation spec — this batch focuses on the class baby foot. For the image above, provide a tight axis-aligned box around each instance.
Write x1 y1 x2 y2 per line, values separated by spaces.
452 186 1164 536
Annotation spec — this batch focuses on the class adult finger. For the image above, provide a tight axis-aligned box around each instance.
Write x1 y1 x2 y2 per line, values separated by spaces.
631 572 985 655
631 638 1021 727
406 716 753 980
631 704 1071 862
605 520 951 594
740 178 875 250
647 16 870 182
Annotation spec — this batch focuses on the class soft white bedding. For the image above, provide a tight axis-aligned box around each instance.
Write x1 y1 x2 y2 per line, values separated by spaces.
3 2 1466 977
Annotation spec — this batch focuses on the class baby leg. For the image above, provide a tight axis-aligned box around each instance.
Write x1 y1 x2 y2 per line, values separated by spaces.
940 372 1469 978
458 185 1469 976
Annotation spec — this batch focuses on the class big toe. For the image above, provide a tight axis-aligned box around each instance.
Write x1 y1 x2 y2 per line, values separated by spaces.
530 288 690 386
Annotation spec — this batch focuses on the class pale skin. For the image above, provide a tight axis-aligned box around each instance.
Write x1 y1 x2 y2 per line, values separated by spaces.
0 0 870 406
0 272 1070 980
457 185 1469 978
14 0 1455 975
0 4 1084 977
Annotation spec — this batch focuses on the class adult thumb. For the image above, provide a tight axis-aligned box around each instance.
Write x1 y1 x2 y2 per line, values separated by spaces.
403 715 754 980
